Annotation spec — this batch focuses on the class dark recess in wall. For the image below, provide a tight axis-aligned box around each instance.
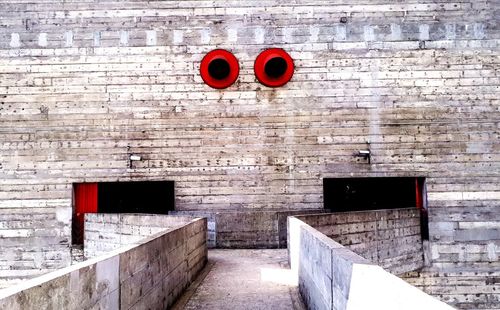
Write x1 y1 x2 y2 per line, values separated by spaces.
323 177 429 240
72 181 175 245
323 177 424 212
98 181 175 214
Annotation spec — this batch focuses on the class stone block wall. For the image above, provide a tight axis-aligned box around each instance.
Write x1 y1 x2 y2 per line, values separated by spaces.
0 1 498 307
296 208 424 275
0 216 207 310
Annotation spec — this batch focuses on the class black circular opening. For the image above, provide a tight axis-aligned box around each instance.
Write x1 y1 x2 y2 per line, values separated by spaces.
264 57 288 78
208 58 230 80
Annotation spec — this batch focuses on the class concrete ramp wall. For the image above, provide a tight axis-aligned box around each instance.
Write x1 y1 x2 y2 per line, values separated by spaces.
296 208 424 275
288 216 453 310
0 216 207 310
84 213 196 257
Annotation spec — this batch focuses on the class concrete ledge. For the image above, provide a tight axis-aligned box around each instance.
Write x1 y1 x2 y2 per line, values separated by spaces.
288 216 454 310
0 216 207 310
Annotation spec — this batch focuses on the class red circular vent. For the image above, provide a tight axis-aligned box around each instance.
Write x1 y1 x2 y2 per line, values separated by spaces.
254 48 294 87
200 49 239 89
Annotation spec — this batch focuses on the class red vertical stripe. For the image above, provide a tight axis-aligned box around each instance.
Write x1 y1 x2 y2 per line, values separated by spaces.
74 183 98 244
415 178 423 210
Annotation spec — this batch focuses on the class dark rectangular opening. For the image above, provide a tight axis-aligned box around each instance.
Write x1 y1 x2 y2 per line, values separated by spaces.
98 181 175 214
323 177 423 212
72 180 175 245
323 177 428 239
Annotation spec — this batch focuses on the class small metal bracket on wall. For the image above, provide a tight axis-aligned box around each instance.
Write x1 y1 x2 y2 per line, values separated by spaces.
129 154 142 168
127 146 142 168
355 142 371 164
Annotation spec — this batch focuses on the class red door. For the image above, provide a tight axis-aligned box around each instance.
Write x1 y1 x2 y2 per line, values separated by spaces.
73 183 98 244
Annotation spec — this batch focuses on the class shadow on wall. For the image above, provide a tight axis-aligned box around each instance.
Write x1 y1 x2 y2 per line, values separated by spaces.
287 216 454 310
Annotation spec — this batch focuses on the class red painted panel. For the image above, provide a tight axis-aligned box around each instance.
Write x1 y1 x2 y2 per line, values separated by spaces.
73 183 98 244
415 178 423 209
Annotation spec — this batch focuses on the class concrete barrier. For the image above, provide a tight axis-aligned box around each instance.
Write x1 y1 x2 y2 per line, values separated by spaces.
0 216 207 310
295 209 424 275
288 216 454 310
84 213 196 257
170 209 325 248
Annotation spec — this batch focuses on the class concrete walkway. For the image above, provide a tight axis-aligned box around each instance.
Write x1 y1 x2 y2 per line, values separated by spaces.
172 249 306 310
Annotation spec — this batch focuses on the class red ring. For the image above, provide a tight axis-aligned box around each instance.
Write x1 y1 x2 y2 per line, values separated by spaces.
200 49 239 89
254 48 294 87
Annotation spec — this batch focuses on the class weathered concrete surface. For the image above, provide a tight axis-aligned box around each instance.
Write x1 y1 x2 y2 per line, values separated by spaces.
288 217 454 310
0 0 499 308
0 217 207 310
170 210 325 248
85 213 195 258
296 209 424 275
175 249 305 310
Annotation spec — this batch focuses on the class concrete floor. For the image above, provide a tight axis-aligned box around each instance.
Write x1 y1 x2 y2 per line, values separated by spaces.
172 249 306 310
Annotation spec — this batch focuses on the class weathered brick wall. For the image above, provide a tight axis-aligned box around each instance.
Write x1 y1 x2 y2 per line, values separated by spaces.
296 209 424 275
0 1 499 307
